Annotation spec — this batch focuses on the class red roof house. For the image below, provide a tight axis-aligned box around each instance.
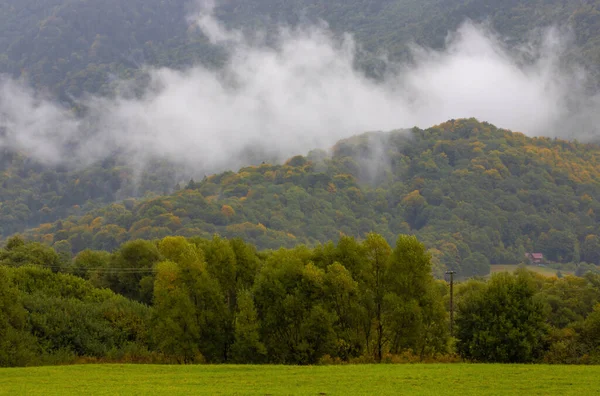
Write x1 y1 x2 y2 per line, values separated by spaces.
525 253 544 264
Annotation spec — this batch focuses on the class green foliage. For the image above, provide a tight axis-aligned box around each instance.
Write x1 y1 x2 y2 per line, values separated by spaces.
70 249 111 279
0 0 222 99
461 252 490 277
7 0 600 367
4 232 600 366
0 153 179 244
455 271 549 363
0 266 36 366
1 236 63 271
152 237 229 363
385 235 449 358
361 232 392 362
582 235 600 265
230 289 266 363
252 250 332 364
102 239 161 304
3 1 600 280
152 260 203 363
1 265 152 365
23 119 600 279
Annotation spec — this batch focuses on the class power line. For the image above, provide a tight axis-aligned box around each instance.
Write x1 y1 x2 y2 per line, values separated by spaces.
11 264 158 274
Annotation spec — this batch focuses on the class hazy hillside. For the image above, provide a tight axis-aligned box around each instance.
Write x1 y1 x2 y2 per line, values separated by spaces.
18 119 600 277
5 0 600 371
0 153 181 237
0 0 222 98
3 0 600 99
4 1 600 277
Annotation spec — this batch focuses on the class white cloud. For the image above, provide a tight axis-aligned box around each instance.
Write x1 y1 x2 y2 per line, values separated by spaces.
0 4 596 173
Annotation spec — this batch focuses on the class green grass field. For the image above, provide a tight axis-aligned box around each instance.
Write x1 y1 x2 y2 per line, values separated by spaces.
1 364 599 395
490 264 573 277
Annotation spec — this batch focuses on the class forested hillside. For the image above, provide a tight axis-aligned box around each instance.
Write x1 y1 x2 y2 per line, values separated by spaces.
4 0 600 277
0 154 180 237
16 119 600 277
4 0 600 98
0 0 227 99
6 0 600 372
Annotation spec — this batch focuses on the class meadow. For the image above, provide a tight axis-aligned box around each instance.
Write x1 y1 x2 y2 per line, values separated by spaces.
490 264 572 277
1 364 599 395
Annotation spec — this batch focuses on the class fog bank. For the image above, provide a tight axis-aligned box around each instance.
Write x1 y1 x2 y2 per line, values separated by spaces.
0 1 596 172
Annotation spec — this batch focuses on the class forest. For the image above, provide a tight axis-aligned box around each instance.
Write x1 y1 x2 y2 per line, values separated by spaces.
4 0 600 371
3 0 600 100
3 1 600 279
6 119 600 278
2 233 600 367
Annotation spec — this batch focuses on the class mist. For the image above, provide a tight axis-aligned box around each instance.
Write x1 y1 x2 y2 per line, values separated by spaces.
0 2 597 173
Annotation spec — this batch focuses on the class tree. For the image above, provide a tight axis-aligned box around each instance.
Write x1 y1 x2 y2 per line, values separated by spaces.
385 235 449 358
230 290 266 363
0 267 35 367
221 205 235 218
71 249 111 279
461 252 490 277
400 190 427 229
456 271 549 362
0 239 62 271
108 239 161 304
538 229 577 263
156 237 229 362
253 250 335 364
335 236 366 279
202 235 237 311
323 262 362 359
5 235 25 251
361 233 391 362
229 238 260 290
581 235 600 265
579 304 600 362
200 236 239 360
152 260 201 363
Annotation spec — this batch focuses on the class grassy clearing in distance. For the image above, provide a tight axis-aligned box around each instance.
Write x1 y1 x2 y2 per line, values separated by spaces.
0 364 599 395
490 264 572 277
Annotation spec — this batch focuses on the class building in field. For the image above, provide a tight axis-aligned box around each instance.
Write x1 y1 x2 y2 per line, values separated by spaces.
525 252 544 264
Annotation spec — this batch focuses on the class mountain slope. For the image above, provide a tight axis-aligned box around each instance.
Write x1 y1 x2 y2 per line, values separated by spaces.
3 0 600 98
22 119 600 276
0 153 179 236
0 0 222 99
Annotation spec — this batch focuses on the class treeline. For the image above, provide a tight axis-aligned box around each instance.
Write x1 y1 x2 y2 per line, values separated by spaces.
2 233 600 367
23 119 600 277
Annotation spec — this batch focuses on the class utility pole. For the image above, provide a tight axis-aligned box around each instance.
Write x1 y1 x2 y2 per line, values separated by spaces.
446 270 456 337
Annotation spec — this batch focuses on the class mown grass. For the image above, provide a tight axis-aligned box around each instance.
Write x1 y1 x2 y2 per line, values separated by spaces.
1 364 599 395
